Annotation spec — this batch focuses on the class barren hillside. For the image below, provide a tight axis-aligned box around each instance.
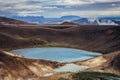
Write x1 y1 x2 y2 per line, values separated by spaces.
0 24 120 53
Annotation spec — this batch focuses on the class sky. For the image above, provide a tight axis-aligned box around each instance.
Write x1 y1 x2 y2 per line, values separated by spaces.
0 0 120 17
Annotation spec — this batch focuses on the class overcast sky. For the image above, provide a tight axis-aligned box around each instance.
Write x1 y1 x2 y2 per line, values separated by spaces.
0 0 120 17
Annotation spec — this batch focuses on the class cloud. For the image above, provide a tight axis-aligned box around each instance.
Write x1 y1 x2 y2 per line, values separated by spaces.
61 10 120 17
93 0 120 3
0 0 120 17
56 0 92 5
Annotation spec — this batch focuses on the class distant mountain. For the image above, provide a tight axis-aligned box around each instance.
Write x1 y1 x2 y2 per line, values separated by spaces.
113 20 120 25
9 15 80 24
60 15 80 20
60 21 78 25
97 19 118 25
10 16 45 24
98 16 120 25
7 16 120 25
73 18 98 25
73 17 119 25
98 16 120 21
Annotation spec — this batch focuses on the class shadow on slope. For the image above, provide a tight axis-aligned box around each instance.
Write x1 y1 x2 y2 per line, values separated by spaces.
0 24 120 53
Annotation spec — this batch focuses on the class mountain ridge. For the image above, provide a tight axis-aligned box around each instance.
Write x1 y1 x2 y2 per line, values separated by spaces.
6 16 120 25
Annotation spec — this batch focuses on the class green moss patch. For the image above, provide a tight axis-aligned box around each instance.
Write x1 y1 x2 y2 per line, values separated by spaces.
72 72 120 80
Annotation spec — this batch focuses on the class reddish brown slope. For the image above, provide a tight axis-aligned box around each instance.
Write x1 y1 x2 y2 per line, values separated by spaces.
60 21 77 25
0 17 120 53
0 17 28 25
0 25 120 53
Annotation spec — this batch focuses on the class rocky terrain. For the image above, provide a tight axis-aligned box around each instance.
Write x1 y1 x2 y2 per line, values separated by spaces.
0 17 120 80
0 22 120 53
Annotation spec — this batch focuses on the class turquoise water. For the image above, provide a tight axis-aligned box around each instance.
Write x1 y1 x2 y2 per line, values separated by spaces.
11 47 101 62
43 63 89 76
53 64 89 72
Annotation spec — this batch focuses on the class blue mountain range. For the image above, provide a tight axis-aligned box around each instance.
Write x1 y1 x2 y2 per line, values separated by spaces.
9 15 80 24
8 16 120 25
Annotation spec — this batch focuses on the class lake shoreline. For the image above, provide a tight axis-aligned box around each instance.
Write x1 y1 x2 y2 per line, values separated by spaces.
11 47 102 63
